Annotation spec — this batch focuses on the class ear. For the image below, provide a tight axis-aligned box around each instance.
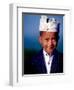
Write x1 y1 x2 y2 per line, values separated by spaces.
39 36 42 44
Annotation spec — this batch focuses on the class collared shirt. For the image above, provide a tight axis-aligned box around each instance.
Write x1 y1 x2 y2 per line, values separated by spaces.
43 50 54 74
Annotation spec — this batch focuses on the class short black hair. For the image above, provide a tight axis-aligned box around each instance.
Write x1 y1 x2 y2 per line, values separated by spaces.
40 31 44 36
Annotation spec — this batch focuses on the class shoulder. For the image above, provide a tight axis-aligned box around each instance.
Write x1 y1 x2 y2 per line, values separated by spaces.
30 49 44 74
56 50 63 72
32 49 43 62
54 49 63 59
57 51 63 61
53 49 63 67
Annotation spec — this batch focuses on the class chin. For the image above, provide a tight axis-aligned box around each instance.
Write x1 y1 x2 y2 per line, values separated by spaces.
47 49 54 55
47 51 53 55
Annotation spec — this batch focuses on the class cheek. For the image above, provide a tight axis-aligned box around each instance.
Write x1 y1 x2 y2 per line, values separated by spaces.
41 40 47 47
52 41 57 46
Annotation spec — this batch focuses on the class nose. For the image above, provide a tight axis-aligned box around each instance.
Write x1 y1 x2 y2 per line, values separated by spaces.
47 39 53 46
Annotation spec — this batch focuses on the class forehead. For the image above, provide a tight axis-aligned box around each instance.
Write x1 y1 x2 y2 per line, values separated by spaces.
40 31 57 37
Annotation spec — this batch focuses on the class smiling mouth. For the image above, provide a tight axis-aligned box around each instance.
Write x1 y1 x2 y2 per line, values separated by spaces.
47 46 54 49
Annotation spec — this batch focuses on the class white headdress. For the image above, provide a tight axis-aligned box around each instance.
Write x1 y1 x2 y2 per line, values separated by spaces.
39 15 59 32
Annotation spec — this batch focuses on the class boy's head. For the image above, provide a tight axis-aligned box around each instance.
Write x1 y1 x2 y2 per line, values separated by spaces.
39 15 60 55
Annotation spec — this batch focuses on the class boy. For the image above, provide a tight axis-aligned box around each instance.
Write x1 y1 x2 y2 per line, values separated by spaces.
31 16 63 74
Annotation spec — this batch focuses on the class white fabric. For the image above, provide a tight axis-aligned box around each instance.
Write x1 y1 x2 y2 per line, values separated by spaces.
39 15 59 32
43 50 54 74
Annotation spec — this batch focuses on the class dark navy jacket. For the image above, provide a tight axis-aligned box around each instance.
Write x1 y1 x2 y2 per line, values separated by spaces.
31 49 63 74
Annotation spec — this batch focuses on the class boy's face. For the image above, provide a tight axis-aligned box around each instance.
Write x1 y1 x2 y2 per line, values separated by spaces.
39 31 58 55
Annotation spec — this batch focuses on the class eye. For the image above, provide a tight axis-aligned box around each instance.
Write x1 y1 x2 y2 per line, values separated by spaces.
45 38 49 41
52 37 56 40
52 38 56 40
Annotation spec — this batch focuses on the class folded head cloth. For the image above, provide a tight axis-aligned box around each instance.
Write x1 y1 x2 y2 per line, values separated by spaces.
39 15 60 32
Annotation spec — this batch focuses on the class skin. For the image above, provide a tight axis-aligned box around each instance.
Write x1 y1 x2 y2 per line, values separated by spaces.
39 31 58 55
